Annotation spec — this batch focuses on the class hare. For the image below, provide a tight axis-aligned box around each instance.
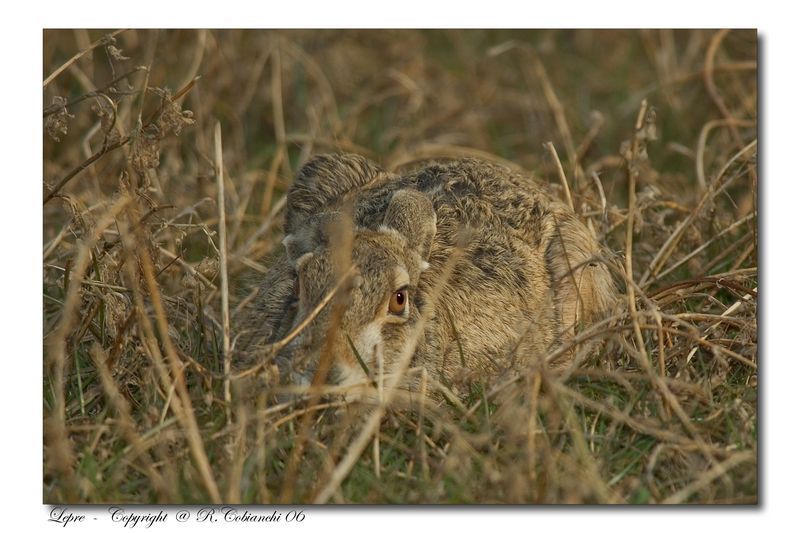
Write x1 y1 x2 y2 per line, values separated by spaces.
239 153 617 398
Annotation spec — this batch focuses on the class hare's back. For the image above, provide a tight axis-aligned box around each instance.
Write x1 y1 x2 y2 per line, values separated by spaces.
403 159 555 247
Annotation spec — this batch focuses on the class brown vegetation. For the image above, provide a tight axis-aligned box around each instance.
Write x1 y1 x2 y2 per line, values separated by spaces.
43 29 757 504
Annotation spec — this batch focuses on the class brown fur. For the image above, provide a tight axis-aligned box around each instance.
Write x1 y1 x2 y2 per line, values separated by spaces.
239 153 618 397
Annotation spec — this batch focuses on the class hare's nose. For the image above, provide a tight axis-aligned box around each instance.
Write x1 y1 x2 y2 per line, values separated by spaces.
276 338 318 377
275 369 312 404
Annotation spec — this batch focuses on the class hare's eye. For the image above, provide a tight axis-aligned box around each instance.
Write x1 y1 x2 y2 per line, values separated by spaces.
388 288 408 315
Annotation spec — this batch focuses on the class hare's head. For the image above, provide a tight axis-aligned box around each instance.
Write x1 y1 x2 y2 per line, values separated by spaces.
276 189 436 392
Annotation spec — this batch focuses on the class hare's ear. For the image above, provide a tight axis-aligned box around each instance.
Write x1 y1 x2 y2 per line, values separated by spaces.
382 189 436 262
285 153 384 236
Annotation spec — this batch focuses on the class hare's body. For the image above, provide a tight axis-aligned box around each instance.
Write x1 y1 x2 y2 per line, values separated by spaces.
240 154 616 396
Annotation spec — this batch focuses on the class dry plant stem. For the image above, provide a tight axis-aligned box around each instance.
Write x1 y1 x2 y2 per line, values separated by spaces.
285 134 377 159
135 33 157 129
43 66 148 118
269 401 351 432
374 344 385 479
548 380 700 449
259 149 284 216
702 233 752 273
696 118 755 189
542 312 625 366
623 102 712 458
656 312 666 389
270 41 291 179
94 93 119 151
225 406 248 503
43 29 127 88
703 29 758 188
649 273 756 301
89 344 172 500
662 451 754 504
546 142 574 212
549 373 620 503
618 260 749 460
651 323 756 368
656 212 756 281
71 29 93 79
43 76 200 205
639 139 757 287
236 45 273 118
45 195 131 500
279 210 356 503
255 394 270 502
526 372 542 484
704 30 745 149
575 113 605 165
236 196 286 261
124 210 221 503
730 241 756 273
281 39 343 134
319 386 483 495
178 29 207 92
232 286 261 319
636 61 757 95
586 155 625 179
313 246 465 504
625 100 651 363
684 287 756 364
373 429 381 479
590 171 609 237
572 368 706 397
157 248 215 290
530 51 579 182
44 138 127 205
232 265 357 381
214 122 232 424
671 312 752 328
44 224 72 261
139 270 221 502
112 417 178 461
418 368 430 481
207 401 297 440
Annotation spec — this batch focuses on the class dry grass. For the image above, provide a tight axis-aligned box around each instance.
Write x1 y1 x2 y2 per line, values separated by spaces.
43 29 757 504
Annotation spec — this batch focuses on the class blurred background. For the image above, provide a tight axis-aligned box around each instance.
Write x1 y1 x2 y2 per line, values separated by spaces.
44 29 757 267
